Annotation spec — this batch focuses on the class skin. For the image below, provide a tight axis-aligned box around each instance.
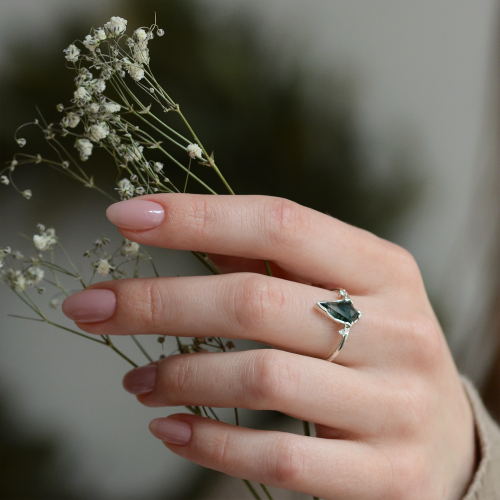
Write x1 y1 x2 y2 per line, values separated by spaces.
65 194 476 500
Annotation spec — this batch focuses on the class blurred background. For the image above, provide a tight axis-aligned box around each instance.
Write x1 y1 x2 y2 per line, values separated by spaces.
0 0 499 498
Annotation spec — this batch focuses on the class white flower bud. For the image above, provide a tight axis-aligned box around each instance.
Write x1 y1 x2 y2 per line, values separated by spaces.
17 138 26 147
64 44 80 62
153 162 163 173
127 64 145 81
61 112 80 128
83 34 99 52
89 121 110 142
157 29 165 37
122 239 140 255
95 258 113 276
27 266 44 285
0 176 9 185
134 29 148 41
56 104 64 112
22 189 32 199
74 86 91 103
186 143 203 159
103 102 121 114
95 28 107 41
62 161 70 169
104 16 127 37
75 138 93 161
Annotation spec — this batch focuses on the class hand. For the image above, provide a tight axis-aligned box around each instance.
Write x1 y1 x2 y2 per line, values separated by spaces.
62 194 476 500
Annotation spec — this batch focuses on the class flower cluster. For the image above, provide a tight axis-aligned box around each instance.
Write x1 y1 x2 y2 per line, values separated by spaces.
33 225 57 251
2 15 224 204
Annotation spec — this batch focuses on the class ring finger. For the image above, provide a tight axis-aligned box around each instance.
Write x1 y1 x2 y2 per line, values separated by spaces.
63 273 379 367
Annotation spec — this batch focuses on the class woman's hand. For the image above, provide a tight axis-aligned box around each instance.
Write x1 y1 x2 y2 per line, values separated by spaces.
62 194 476 500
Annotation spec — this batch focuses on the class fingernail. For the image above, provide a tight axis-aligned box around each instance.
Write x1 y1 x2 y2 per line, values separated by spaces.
106 200 164 230
123 365 157 395
62 289 116 323
149 418 192 445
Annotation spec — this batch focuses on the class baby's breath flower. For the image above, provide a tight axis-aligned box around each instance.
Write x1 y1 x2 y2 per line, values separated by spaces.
157 29 165 37
90 79 106 94
88 102 100 114
49 299 59 309
56 103 64 112
61 112 80 128
27 266 44 285
122 239 140 255
62 161 70 169
89 121 110 142
117 178 135 199
74 86 91 104
94 258 114 276
135 186 145 195
0 176 9 185
127 64 145 81
75 138 93 161
95 28 107 41
104 101 121 114
104 16 128 37
10 160 18 169
8 270 26 291
22 190 32 200
17 138 26 147
83 34 99 52
33 231 57 251
133 45 150 65
122 143 144 163
64 44 80 62
186 143 203 159
153 162 163 173
134 29 148 41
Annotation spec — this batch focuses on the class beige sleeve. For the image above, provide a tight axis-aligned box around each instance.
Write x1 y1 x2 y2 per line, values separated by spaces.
462 378 500 500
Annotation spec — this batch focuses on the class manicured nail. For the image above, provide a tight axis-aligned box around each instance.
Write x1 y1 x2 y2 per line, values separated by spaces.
123 365 157 395
62 289 116 323
149 418 192 445
106 200 164 230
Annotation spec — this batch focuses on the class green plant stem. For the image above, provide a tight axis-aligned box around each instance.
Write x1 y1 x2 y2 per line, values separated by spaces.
131 335 153 363
176 109 235 195
260 484 274 500
243 480 262 500
264 260 273 277
106 340 138 367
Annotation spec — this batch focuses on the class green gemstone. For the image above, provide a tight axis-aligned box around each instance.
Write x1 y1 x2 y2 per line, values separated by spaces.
317 300 360 325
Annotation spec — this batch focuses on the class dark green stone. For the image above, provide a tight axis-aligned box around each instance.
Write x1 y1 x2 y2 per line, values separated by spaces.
318 300 360 325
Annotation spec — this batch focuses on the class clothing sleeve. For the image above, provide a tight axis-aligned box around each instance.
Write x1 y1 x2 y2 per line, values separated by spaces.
462 377 500 500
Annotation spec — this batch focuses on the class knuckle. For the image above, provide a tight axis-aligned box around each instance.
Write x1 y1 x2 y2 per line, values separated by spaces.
234 274 287 331
137 280 165 328
159 354 193 400
271 434 308 486
179 197 217 240
264 198 312 248
384 448 431 500
246 350 299 407
385 244 423 290
209 427 237 472
401 313 444 370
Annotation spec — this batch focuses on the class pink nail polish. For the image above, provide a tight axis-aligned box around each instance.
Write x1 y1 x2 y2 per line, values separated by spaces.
149 418 192 445
123 365 157 395
106 200 165 230
62 289 116 323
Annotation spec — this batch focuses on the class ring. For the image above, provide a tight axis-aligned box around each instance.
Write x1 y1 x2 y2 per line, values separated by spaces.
315 289 361 362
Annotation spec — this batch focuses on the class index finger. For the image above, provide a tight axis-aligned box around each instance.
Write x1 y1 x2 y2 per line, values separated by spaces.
106 194 419 294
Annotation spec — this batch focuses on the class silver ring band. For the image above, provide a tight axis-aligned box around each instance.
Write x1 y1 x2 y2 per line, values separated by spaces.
315 289 361 362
